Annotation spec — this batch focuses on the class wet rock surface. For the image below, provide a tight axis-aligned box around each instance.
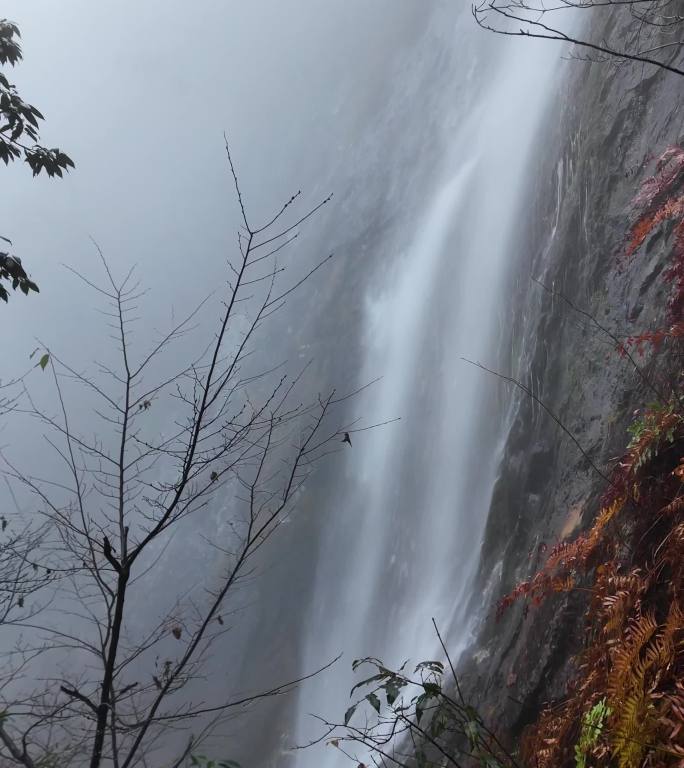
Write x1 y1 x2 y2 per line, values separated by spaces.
462 10 684 743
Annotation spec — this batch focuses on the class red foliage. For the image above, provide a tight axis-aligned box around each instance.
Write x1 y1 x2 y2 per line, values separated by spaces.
622 145 684 357
496 499 620 618
507 145 684 768
622 322 684 357
497 365 683 619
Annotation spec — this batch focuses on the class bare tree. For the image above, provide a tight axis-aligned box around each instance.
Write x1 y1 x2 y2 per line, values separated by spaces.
0 141 373 768
0 368 58 671
472 0 684 78
0 515 53 624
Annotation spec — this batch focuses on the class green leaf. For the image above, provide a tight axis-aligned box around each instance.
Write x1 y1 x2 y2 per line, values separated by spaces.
385 682 400 706
350 672 386 696
344 704 357 726
465 719 479 747
575 698 611 768
351 656 382 672
38 353 49 370
464 705 480 721
415 692 429 724
366 692 380 713
414 660 444 674
24 108 38 128
422 682 441 696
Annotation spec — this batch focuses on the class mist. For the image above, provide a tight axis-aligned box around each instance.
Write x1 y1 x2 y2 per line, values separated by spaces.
1 2 581 767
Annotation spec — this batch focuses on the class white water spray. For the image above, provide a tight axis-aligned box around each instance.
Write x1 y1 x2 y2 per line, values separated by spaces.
290 10 571 767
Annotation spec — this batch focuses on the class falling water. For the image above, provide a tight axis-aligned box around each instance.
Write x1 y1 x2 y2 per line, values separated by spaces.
0 4 585 767
288 8 573 766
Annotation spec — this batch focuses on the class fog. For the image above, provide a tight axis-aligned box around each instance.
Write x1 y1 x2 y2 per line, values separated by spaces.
1 3 566 766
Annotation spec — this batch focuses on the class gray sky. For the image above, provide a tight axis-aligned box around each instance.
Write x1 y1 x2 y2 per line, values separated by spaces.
2 0 426 368
0 3 439 764
0 0 430 493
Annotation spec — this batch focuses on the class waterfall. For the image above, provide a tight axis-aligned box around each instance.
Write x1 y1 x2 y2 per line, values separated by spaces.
289 9 571 766
0 4 585 767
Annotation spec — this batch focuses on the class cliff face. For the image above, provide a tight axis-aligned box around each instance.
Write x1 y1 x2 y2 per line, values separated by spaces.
465 9 684 737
